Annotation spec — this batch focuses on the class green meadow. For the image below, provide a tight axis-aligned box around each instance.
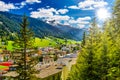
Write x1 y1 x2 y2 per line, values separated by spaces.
34 37 80 47
5 37 80 51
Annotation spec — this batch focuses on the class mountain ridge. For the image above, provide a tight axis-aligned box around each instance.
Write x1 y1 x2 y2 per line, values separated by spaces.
0 11 84 41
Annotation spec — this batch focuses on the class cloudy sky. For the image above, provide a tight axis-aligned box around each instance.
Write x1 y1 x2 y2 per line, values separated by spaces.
0 0 115 28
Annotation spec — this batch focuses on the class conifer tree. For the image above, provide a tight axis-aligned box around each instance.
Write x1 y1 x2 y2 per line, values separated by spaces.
97 22 112 79
67 0 120 80
107 0 120 79
67 18 101 80
14 15 38 80
81 31 86 47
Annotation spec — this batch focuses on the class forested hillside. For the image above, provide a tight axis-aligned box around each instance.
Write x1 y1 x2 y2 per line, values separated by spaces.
0 12 84 40
67 0 120 80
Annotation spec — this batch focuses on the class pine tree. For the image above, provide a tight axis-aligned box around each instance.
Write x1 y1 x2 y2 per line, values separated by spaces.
14 15 38 80
97 22 112 79
0 27 8 50
67 0 120 79
81 31 86 47
67 18 101 80
108 0 120 79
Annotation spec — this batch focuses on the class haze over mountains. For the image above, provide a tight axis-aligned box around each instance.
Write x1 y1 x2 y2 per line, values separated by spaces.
0 12 84 40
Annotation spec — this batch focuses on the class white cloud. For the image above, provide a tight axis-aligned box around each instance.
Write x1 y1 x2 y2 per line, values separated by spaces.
30 8 69 18
31 8 70 25
63 22 70 25
18 1 26 8
93 1 108 8
68 6 79 9
21 2 26 6
30 7 91 29
46 15 71 25
58 9 69 14
16 0 41 9
30 8 71 25
81 6 94 10
77 17 91 21
26 0 41 4
52 15 70 21
0 1 18 11
68 16 91 28
68 0 108 10
69 17 91 24
31 8 56 18
77 24 85 29
78 0 94 9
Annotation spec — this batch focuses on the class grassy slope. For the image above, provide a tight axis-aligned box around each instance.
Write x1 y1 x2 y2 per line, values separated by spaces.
7 41 14 51
6 37 81 51
34 37 80 47
34 38 56 47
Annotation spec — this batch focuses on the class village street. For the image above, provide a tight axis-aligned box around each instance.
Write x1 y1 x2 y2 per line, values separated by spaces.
35 53 77 79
